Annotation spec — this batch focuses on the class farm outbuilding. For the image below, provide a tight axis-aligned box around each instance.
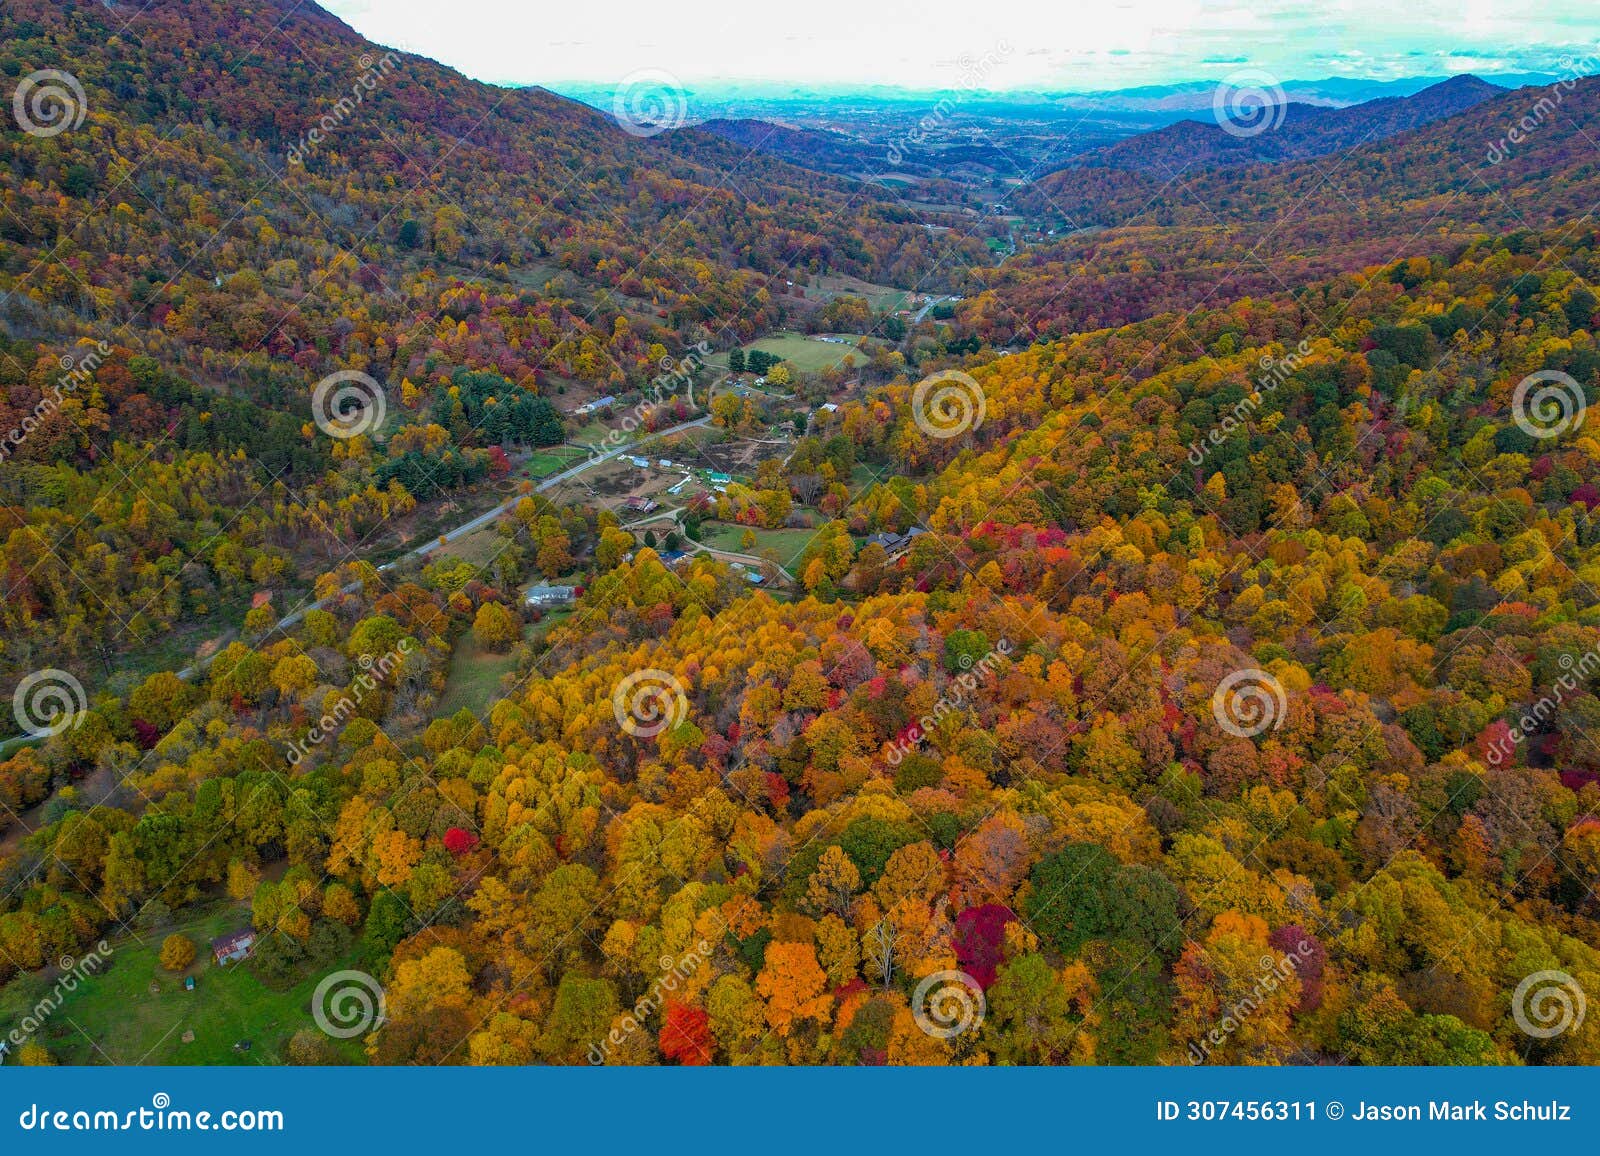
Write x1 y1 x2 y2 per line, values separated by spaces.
210 930 256 966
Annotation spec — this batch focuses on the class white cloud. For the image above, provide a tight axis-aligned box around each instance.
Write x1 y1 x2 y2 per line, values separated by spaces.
320 0 1599 89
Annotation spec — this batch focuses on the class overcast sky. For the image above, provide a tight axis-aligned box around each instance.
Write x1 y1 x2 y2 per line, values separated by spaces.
320 0 1600 91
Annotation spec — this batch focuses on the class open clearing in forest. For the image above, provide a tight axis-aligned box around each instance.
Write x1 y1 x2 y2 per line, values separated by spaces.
0 905 363 1066
438 625 529 716
698 522 819 570
704 331 870 373
525 444 590 479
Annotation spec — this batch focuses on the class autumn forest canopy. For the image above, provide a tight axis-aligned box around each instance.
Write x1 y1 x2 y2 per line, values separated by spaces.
2 0 1600 1071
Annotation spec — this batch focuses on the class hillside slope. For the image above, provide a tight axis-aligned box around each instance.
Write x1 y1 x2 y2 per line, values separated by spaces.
0 0 984 395
966 75 1600 339
1043 75 1506 180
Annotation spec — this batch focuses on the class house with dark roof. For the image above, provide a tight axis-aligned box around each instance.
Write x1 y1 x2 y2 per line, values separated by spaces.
864 527 927 555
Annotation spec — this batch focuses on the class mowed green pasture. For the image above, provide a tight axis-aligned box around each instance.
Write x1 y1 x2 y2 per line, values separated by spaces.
744 331 867 373
0 906 363 1065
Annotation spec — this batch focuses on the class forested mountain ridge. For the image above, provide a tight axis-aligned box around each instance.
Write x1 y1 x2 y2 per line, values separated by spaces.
0 0 985 680
1 0 981 392
5 220 1600 1064
973 74 1600 339
1041 75 1506 180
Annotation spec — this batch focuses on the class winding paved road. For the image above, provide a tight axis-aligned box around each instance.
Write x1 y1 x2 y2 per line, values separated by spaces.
175 415 713 679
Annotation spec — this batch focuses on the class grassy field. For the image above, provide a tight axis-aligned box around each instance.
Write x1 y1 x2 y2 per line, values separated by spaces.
503 261 567 292
436 623 536 716
736 332 868 373
809 273 914 313
847 462 895 494
0 733 40 759
0 905 362 1065
525 443 590 479
431 525 512 570
699 522 819 570
568 419 612 446
110 589 263 690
